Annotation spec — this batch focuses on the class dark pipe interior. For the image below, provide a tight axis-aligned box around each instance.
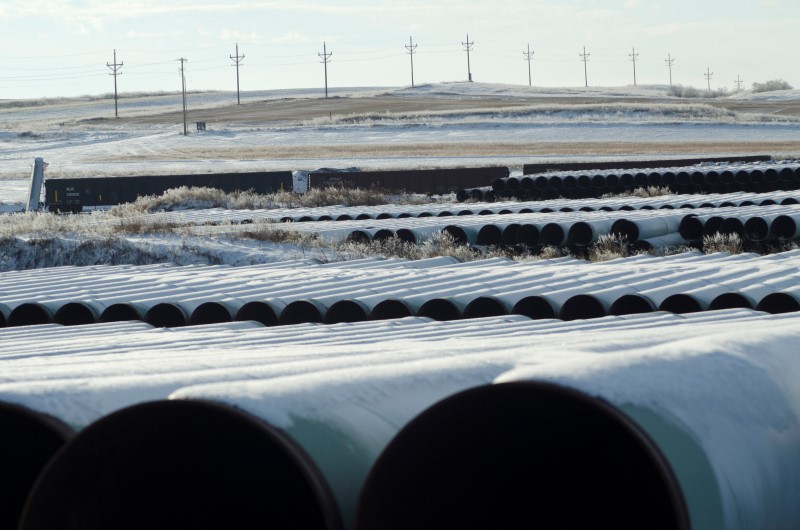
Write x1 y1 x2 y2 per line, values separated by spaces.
280 300 323 325
355 213 373 220
373 229 395 242
190 302 234 325
476 225 503 246
19 400 342 530
568 222 594 246
54 302 97 326
8 303 51 327
501 224 521 246
100 303 142 323
145 303 188 328
719 218 744 236
744 217 770 241
702 217 724 236
559 295 607 321
347 230 372 244
462 297 508 319
540 223 566 246
708 293 752 311
394 229 416 244
678 217 704 241
659 294 703 314
336 214 353 221
771 215 797 239
756 293 800 314
324 300 369 324
512 296 556 319
442 226 469 245
611 219 638 241
417 299 461 321
0 402 74 530
356 382 689 530
609 294 656 315
370 299 413 321
235 301 279 326
375 213 392 220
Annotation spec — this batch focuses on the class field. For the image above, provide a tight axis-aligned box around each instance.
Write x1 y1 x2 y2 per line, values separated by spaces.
2 82 800 530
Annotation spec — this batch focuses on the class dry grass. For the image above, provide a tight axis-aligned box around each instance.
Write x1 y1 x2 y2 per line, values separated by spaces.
602 186 673 199
587 234 635 262
702 233 744 254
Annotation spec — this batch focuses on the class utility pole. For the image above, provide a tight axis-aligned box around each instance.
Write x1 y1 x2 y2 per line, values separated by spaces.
230 43 244 105
665 53 675 86
579 46 590 87
106 49 123 118
523 44 534 86
462 34 474 82
735 75 744 92
629 46 639 86
319 42 332 98
178 58 188 136
704 67 714 93
405 36 418 87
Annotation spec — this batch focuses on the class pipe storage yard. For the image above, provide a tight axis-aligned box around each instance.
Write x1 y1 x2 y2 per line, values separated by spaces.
3 157 800 530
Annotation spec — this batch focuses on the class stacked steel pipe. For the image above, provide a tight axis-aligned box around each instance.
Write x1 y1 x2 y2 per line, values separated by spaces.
458 160 800 203
3 309 800 529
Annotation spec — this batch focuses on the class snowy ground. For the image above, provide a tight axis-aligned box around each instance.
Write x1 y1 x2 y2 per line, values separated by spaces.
3 82 800 208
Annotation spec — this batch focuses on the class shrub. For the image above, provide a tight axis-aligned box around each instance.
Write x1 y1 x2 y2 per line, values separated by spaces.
751 79 793 93
667 84 729 99
703 232 743 254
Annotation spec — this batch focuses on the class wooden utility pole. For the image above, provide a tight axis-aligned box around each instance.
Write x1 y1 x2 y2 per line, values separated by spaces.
319 42 332 98
230 43 244 105
579 46 590 87
405 36 418 87
523 44 534 86
178 58 188 135
106 49 123 118
735 75 744 92
462 34 474 81
704 67 714 93
629 46 639 86
665 53 675 86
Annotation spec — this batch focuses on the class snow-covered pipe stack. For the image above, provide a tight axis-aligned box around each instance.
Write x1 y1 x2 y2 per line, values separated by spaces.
358 322 800 530
9 312 800 530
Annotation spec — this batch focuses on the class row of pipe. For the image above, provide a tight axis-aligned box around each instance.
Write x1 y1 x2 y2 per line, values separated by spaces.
3 309 800 529
460 160 800 202
3 251 800 328
124 189 800 227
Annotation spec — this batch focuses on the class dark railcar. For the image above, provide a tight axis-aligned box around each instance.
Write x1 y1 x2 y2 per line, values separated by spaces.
45 171 293 212
307 167 510 195
522 155 771 176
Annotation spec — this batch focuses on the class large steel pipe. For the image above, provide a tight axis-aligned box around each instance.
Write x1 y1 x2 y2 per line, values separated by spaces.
0 402 74 530
359 320 800 530
18 400 344 530
356 381 689 530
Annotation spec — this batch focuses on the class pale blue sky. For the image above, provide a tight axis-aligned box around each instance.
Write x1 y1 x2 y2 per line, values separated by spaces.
0 0 797 99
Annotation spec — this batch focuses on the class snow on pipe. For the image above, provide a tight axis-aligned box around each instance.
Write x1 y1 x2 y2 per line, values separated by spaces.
359 323 800 530
0 402 74 529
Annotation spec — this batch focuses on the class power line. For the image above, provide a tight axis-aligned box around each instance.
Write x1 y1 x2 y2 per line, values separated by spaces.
462 34 474 82
665 53 675 86
704 67 714 92
318 42 332 98
735 74 744 92
629 46 639 86
230 43 245 105
178 58 188 136
106 49 123 118
405 36 418 88
523 44 534 86
579 45 590 87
